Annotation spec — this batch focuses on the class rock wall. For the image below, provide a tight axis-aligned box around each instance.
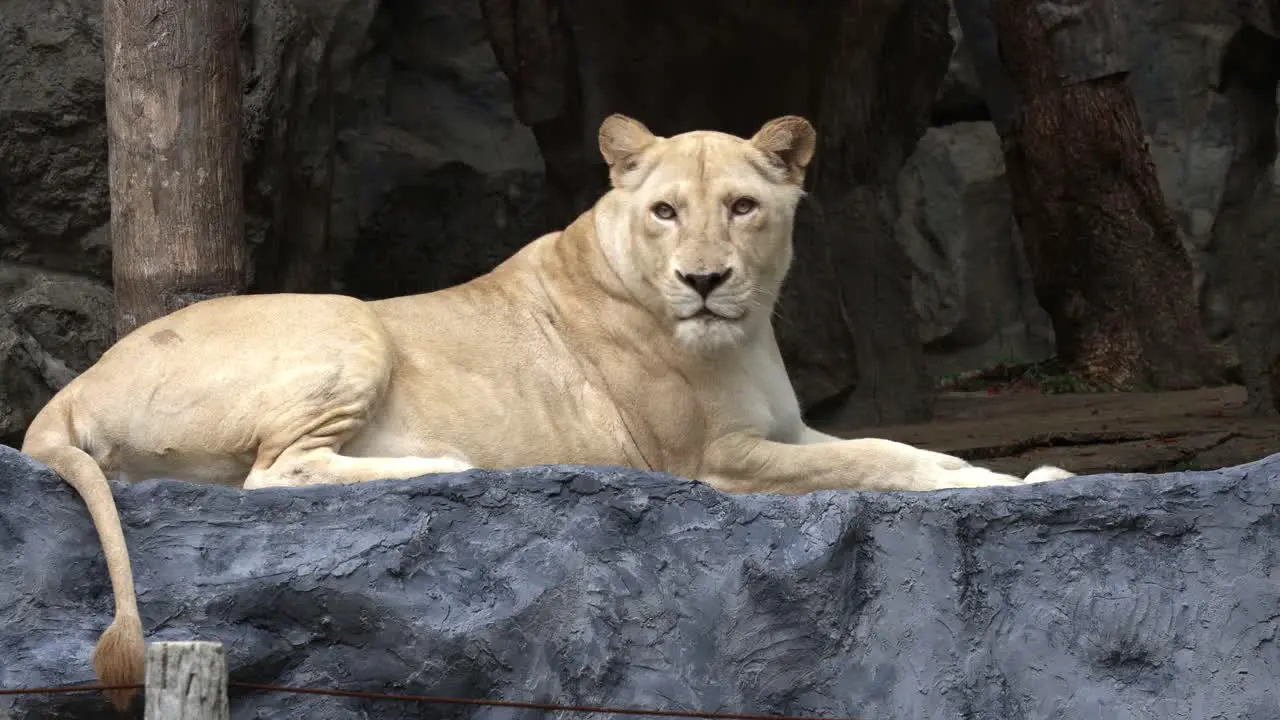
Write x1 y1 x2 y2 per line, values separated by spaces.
3 445 1280 719
0 264 113 445
896 121 1056 374
1 0 1277 438
330 0 546 300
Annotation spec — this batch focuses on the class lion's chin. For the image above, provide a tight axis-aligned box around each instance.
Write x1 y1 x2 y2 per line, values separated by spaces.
673 314 748 354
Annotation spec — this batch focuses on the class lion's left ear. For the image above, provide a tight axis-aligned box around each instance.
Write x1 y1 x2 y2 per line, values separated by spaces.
599 114 660 186
750 116 816 184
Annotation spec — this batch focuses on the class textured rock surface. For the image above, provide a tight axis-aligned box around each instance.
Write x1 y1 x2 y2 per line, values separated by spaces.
2 445 1279 719
0 0 111 278
330 0 546 298
0 262 113 446
238 0 382 292
896 122 1054 376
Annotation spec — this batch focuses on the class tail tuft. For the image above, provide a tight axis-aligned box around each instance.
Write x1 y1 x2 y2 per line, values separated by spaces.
93 612 145 711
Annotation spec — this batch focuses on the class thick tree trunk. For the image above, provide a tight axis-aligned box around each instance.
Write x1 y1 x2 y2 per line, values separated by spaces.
957 0 1218 390
1214 14 1280 415
798 0 952 426
104 0 247 337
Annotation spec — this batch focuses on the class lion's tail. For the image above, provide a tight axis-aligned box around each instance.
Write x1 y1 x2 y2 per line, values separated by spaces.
22 397 144 711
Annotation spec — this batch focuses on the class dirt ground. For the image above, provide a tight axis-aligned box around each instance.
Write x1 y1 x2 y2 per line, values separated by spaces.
822 385 1280 477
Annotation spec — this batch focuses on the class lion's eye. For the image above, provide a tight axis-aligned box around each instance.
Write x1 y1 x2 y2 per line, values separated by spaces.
651 202 677 220
730 197 758 216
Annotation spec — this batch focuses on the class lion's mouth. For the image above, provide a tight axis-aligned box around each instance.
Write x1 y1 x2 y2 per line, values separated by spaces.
683 307 740 321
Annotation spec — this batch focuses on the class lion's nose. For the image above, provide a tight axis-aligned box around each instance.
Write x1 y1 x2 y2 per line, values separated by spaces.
675 269 732 299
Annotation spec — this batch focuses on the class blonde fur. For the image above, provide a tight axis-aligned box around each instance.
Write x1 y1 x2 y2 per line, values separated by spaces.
21 115 1073 709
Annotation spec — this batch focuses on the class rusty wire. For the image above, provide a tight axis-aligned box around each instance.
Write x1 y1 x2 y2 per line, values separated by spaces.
0 680 867 720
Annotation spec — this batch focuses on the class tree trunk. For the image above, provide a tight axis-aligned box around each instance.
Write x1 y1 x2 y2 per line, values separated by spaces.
1214 13 1280 415
104 0 247 337
956 0 1218 390
797 0 953 427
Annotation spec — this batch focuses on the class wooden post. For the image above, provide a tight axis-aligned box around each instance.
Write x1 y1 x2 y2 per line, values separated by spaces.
145 641 230 720
103 0 247 338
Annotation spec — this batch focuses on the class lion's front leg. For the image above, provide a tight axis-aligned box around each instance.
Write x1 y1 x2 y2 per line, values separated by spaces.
796 425 1075 487
700 432 1031 495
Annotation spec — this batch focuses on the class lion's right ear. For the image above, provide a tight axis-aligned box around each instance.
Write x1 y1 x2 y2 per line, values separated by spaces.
599 114 658 186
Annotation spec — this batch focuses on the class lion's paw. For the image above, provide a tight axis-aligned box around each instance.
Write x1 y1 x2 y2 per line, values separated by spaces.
1023 465 1075 484
417 456 475 475
934 466 1024 489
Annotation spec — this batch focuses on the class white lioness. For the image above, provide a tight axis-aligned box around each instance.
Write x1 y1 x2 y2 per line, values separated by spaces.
21 114 1073 708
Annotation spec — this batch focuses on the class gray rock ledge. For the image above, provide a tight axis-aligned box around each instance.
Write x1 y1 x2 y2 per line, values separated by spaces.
1 444 1278 719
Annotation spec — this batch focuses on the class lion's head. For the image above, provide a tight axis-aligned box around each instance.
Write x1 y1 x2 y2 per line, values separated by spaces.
593 114 816 354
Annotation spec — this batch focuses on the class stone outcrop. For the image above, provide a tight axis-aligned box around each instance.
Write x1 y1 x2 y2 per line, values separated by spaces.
2 445 1279 719
330 0 546 299
0 263 113 446
895 122 1055 376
